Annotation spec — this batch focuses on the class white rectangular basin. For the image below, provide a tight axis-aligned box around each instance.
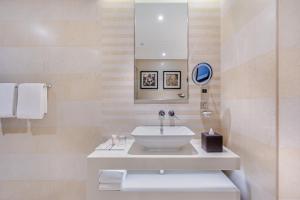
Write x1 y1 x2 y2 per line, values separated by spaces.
131 126 195 150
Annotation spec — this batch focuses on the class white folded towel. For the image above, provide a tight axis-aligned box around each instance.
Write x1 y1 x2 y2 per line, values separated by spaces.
99 170 127 184
16 83 48 119
0 83 17 118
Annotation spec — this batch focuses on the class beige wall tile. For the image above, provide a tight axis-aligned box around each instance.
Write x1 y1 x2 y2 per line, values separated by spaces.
279 1 300 199
221 2 276 72
1 119 28 134
279 148 300 200
0 181 85 200
222 52 276 100
221 0 277 200
0 154 86 181
221 0 275 43
0 0 100 21
0 21 102 47
221 98 276 148
279 0 300 49
279 49 300 98
0 127 104 154
279 98 300 148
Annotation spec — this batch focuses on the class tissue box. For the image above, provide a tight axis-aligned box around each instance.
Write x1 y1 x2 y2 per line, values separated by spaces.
201 132 223 152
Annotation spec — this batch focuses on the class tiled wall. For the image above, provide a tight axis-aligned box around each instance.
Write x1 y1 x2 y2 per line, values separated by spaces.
278 0 300 199
0 0 221 199
220 0 277 200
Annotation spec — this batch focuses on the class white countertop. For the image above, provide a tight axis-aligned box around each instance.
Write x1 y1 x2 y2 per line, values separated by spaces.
87 139 240 170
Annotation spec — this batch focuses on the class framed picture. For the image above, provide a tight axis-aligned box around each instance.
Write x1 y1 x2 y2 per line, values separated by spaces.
163 71 181 89
140 71 158 89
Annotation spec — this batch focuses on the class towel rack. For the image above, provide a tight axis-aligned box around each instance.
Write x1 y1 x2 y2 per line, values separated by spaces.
14 83 52 89
44 84 52 88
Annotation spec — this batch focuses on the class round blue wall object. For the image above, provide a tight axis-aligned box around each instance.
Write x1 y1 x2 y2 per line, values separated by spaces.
192 63 213 85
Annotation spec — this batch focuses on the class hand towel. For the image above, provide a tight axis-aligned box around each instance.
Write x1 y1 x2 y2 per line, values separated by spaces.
0 83 17 118
99 170 127 184
16 83 47 119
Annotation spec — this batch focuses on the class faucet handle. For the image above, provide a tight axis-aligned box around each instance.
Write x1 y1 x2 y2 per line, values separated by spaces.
168 110 175 117
168 110 179 119
158 110 166 118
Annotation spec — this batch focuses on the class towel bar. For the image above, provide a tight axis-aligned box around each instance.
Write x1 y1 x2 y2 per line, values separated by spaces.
14 83 52 89
44 84 52 88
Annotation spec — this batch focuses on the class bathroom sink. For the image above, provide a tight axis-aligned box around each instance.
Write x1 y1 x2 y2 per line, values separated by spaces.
131 126 195 150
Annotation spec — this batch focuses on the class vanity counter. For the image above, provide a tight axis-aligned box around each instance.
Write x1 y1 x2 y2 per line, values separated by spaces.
87 139 240 170
87 139 240 200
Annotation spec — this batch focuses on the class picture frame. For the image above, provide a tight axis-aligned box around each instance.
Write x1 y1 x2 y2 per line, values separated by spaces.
163 71 181 89
140 71 158 89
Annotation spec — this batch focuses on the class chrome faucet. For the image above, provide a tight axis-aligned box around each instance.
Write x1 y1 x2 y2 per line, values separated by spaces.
158 110 165 134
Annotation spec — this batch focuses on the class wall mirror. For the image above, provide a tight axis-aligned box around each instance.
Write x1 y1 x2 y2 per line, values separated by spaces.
134 0 188 104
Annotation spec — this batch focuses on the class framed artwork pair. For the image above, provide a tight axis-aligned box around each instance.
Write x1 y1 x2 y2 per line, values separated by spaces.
140 71 181 89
